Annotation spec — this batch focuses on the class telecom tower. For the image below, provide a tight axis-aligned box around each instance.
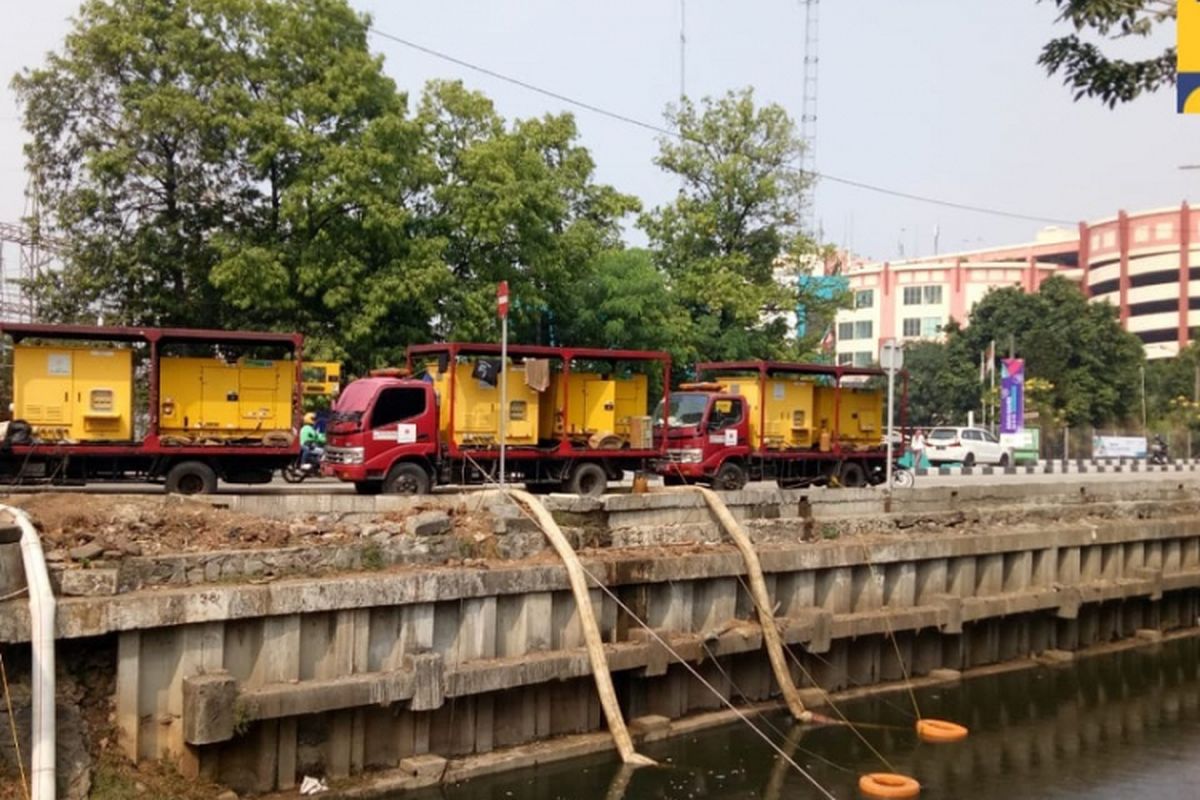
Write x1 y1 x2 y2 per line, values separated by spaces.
0 178 58 321
799 0 820 237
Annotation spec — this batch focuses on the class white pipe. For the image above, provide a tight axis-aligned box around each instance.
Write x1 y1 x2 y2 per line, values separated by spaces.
500 490 654 767
7 506 56 800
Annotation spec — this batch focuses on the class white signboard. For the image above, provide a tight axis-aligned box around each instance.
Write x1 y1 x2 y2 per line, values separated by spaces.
1000 430 1036 450
724 428 738 446
1092 435 1147 459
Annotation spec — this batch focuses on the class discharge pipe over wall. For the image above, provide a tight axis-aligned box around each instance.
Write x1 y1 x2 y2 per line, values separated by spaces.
5 505 56 800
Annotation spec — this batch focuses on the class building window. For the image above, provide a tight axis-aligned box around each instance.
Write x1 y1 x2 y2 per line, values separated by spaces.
923 285 943 304
838 321 855 341
853 352 873 367
854 289 874 309
837 353 853 366
921 317 942 337
902 318 921 337
853 320 873 340
903 286 922 305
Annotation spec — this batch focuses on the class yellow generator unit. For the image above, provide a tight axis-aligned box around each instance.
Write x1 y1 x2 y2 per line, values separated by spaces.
539 372 649 444
159 356 294 438
814 385 883 448
718 376 816 450
302 361 341 397
430 362 540 446
13 345 134 441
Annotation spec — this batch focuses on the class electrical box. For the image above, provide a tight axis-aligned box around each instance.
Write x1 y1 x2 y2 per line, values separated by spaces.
814 385 883 448
540 372 648 443
159 356 294 438
13 345 134 441
718 376 816 450
429 362 540 446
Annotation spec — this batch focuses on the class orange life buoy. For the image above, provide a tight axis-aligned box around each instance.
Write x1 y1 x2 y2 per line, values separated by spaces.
859 772 920 798
915 718 969 743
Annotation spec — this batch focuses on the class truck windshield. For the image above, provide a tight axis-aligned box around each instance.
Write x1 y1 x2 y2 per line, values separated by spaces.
330 382 377 426
653 393 710 428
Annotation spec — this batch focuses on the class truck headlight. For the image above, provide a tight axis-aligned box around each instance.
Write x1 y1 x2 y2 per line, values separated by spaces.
669 448 704 464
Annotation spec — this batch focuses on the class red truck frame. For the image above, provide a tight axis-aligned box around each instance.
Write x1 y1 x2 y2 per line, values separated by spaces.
0 323 302 493
323 342 670 496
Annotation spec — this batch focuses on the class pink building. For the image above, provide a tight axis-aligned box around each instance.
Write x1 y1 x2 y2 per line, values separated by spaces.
1080 203 1200 358
833 227 1078 366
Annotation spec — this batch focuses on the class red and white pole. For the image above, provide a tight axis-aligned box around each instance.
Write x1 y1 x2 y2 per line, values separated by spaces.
497 281 509 489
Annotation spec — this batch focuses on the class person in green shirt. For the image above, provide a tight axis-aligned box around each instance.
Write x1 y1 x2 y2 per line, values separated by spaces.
300 412 326 469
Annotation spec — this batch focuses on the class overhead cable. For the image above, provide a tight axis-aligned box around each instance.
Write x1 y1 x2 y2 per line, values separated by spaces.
369 27 1076 226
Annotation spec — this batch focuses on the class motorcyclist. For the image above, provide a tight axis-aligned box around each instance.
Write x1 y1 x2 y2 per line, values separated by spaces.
1151 433 1169 465
300 412 326 469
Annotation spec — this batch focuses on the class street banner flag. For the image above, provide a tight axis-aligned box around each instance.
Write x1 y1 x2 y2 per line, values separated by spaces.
1000 358 1025 434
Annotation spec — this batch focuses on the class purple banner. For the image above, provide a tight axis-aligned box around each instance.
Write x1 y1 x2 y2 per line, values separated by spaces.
1000 358 1025 434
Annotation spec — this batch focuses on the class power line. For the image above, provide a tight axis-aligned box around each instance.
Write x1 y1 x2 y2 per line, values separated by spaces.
368 26 1077 226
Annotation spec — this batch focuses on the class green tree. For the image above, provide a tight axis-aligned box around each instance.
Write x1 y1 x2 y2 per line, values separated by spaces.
954 276 1144 426
13 0 444 372
414 80 639 346
641 89 843 366
554 248 686 353
1038 0 1177 106
902 331 981 426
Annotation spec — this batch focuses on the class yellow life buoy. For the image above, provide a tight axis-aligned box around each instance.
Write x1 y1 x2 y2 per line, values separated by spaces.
859 772 921 798
915 718 969 743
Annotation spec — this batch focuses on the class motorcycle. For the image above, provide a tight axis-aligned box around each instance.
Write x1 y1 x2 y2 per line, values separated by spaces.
1149 436 1170 466
868 460 915 489
282 451 323 483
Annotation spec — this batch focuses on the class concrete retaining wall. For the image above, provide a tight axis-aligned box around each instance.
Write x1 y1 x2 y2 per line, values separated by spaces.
2 480 1200 794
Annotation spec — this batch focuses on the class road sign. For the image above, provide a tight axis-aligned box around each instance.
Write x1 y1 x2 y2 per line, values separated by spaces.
497 281 509 319
880 339 903 371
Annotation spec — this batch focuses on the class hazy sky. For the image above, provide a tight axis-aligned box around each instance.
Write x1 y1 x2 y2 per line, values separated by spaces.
1 1 1196 264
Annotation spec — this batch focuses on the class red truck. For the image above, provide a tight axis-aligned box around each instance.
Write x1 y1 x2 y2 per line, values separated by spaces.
0 323 303 493
323 343 670 496
652 360 905 489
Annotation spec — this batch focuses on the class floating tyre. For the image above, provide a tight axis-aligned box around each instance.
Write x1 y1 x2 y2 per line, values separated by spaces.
859 772 920 798
915 718 969 743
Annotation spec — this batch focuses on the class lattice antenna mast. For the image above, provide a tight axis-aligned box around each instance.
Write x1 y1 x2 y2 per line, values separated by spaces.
799 0 820 236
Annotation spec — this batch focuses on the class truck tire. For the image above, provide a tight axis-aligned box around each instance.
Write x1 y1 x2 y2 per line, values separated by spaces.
383 463 431 495
566 462 607 498
713 461 747 491
165 461 218 495
838 461 866 488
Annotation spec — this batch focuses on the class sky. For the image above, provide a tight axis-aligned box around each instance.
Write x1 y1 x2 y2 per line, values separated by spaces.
1 0 1197 265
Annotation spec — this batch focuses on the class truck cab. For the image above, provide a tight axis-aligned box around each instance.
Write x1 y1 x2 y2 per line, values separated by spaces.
652 387 751 490
323 377 439 494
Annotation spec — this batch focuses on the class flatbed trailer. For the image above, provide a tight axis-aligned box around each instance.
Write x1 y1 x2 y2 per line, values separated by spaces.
0 323 303 493
324 342 670 496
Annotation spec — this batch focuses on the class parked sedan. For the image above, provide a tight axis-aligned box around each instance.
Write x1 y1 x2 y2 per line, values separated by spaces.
926 427 1013 466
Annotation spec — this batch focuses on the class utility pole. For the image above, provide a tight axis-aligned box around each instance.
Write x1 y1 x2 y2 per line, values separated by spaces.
497 281 509 489
799 0 820 235
679 0 686 103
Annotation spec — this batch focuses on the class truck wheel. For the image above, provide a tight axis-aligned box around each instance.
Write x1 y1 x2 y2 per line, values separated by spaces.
713 462 747 491
838 461 866 488
566 462 607 497
354 481 383 496
165 461 218 495
383 463 431 495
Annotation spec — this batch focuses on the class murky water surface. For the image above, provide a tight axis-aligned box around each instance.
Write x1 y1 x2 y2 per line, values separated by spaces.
407 637 1200 799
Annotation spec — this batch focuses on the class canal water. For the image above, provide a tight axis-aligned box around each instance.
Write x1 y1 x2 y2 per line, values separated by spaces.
411 637 1200 799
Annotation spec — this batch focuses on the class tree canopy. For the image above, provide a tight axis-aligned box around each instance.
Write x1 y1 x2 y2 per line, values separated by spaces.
905 277 1145 427
641 89 845 368
1038 0 1177 106
14 1 835 377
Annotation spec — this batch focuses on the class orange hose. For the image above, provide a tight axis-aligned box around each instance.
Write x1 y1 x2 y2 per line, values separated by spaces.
858 772 921 798
915 718 969 743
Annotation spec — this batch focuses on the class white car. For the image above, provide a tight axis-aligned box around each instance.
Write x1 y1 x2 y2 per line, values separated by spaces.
926 427 1013 467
